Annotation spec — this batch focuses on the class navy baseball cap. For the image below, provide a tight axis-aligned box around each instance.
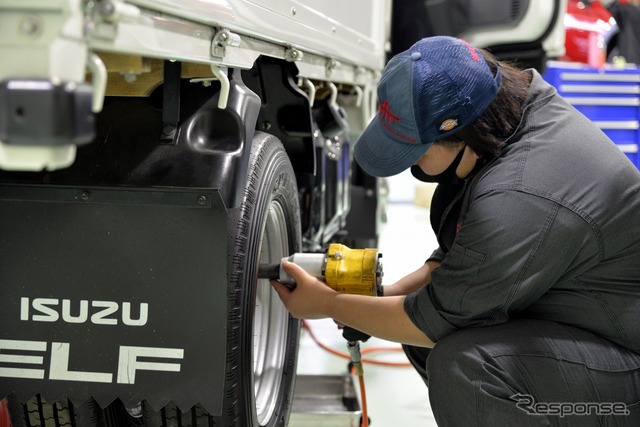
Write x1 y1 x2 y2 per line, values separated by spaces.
354 36 502 177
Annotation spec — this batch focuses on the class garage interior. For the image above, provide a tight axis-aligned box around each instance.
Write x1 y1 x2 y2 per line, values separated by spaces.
1 1 640 426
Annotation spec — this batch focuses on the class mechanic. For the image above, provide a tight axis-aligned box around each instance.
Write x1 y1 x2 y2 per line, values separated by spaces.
271 36 640 425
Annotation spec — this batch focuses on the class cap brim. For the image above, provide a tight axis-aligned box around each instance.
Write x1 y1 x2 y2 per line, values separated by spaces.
354 114 432 177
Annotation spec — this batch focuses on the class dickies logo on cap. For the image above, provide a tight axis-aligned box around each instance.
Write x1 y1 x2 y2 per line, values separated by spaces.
439 118 459 132
354 36 502 177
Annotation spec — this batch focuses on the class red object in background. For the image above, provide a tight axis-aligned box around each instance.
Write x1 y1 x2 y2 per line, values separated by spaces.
563 0 617 66
0 399 12 427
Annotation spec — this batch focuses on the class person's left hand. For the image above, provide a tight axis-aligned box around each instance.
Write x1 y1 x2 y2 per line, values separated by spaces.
270 261 337 319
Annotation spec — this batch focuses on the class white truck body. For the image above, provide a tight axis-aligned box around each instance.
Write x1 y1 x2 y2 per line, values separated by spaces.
0 0 390 170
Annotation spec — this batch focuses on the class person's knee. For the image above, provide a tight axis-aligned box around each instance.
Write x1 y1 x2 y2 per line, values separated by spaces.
427 329 480 381
426 330 482 409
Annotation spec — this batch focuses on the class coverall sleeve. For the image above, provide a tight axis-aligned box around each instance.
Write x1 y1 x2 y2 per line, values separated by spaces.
404 189 598 342
428 247 446 263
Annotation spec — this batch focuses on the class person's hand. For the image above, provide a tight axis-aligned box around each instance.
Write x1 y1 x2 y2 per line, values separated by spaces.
270 261 337 319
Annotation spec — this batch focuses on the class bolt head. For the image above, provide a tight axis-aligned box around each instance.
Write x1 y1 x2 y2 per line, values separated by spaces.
19 16 41 36
100 2 115 16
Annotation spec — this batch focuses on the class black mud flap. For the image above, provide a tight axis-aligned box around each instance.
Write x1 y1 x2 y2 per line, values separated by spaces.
0 184 228 415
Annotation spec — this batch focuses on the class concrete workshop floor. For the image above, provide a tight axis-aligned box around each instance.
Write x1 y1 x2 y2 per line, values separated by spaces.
295 202 439 427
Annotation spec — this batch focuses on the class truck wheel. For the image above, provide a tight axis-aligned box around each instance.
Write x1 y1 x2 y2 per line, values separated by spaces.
220 131 302 426
138 132 301 427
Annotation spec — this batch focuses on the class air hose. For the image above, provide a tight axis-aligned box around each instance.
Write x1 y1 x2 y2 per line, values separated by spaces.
347 340 369 427
301 320 412 427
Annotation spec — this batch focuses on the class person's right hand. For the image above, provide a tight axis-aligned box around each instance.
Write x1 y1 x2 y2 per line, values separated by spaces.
270 261 337 319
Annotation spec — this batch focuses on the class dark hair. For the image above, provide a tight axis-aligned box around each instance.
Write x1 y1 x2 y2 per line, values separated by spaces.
439 48 531 159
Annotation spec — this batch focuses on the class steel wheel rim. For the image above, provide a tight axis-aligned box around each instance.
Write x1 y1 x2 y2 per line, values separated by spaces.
253 201 290 424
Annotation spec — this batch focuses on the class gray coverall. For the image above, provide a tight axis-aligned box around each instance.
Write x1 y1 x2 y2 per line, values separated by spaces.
403 70 640 426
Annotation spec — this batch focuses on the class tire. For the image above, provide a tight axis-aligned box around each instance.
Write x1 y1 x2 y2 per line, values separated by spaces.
5 395 108 427
142 133 302 426
214 131 302 426
210 133 301 427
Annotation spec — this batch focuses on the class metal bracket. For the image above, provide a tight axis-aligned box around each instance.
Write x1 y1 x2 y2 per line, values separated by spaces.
324 83 344 160
325 134 342 160
211 28 241 58
189 65 230 109
84 0 131 41
98 0 141 22
285 47 304 62
325 58 339 77
353 85 363 108
86 52 107 113
300 78 316 107
327 82 338 108
161 60 182 141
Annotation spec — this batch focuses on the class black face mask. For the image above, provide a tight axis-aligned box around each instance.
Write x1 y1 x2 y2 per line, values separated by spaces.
411 146 467 185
